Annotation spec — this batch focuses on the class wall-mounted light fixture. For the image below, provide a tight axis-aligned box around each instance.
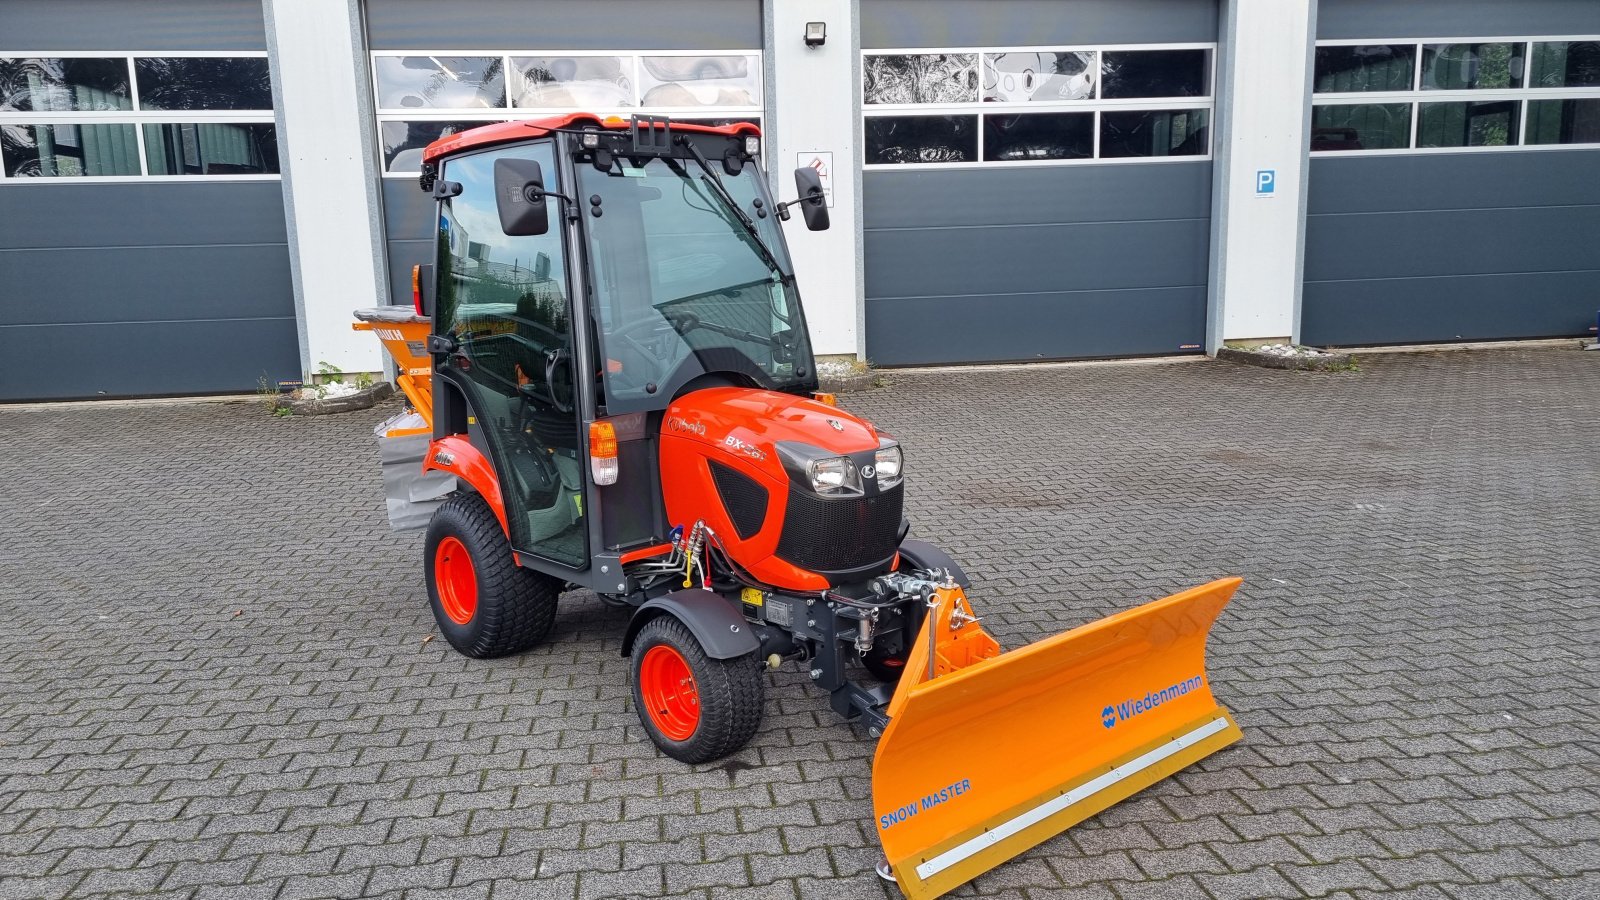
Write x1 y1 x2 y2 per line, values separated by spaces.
804 22 827 48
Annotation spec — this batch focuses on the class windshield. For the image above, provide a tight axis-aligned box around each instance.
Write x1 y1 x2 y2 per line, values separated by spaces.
577 152 815 413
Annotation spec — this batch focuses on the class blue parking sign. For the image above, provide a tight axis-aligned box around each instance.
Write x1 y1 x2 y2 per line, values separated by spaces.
1256 169 1276 197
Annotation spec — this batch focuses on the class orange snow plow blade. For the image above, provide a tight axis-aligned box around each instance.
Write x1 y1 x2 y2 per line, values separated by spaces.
872 577 1243 899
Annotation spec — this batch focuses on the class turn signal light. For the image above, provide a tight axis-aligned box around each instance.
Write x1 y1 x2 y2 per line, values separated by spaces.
589 420 619 485
412 265 423 317
812 392 838 407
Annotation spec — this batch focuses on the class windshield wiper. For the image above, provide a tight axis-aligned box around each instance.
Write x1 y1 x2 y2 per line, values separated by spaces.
674 143 791 283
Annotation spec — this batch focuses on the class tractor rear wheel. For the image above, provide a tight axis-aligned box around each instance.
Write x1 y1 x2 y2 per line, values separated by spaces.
424 493 559 658
629 615 764 763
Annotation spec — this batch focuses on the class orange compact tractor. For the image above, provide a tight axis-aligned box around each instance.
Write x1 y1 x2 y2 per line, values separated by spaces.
360 114 1243 898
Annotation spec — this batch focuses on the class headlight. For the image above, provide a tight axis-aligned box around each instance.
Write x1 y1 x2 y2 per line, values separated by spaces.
807 456 859 494
874 443 903 486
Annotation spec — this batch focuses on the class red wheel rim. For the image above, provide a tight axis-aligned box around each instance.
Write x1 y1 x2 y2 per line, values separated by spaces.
434 536 478 625
639 644 700 741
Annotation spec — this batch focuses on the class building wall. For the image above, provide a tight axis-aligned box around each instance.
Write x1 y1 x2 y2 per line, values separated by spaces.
1303 0 1600 346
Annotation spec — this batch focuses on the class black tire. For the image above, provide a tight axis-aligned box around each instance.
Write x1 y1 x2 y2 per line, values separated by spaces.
630 615 764 764
423 493 559 658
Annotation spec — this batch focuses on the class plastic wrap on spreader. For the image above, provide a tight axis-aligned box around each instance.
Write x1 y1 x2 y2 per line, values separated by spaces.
375 411 455 531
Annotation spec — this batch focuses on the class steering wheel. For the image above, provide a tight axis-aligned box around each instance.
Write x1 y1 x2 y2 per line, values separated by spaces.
608 315 690 388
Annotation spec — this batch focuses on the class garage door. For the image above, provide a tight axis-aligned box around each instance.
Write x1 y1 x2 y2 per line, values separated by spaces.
1303 0 1600 346
861 0 1218 366
0 0 299 401
366 0 767 306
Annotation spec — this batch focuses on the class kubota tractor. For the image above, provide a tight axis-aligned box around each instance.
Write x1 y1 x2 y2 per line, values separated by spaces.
361 114 1243 899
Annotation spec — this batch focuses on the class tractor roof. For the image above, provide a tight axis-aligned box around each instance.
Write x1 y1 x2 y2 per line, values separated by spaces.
421 113 761 164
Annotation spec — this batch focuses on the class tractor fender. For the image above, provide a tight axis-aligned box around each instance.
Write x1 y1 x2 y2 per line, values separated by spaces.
621 590 761 660
897 538 970 588
421 435 507 537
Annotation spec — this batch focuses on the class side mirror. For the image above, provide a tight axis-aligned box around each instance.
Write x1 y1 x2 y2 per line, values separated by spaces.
493 158 550 236
793 166 829 231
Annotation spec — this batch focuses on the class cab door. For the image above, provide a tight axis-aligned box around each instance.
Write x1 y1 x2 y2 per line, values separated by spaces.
433 140 586 567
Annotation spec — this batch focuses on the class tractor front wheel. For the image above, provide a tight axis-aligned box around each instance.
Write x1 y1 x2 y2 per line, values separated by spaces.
630 616 764 763
423 494 559 658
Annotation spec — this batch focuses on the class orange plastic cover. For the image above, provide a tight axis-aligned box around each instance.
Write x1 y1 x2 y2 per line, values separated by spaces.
872 578 1243 899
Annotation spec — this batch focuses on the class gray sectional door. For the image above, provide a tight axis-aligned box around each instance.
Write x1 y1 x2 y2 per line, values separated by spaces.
1304 0 1600 347
861 0 1218 366
0 0 298 401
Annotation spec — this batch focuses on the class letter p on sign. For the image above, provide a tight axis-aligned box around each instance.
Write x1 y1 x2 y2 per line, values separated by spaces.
1256 169 1276 197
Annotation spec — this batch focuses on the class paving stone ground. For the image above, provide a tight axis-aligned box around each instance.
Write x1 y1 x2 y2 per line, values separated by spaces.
2 348 1598 900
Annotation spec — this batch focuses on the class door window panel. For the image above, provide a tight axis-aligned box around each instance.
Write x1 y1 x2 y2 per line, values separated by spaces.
1417 100 1520 147
374 56 505 110
511 56 632 109
1420 43 1524 91
134 57 273 110
380 119 501 173
1526 98 1600 145
1 123 140 176
864 54 979 105
982 51 1094 103
437 143 584 565
0 57 131 111
1099 109 1210 158
1311 104 1412 151
1313 45 1416 93
638 55 759 108
982 112 1092 161
1100 50 1210 99
864 115 978 164
1529 41 1600 88
143 123 279 175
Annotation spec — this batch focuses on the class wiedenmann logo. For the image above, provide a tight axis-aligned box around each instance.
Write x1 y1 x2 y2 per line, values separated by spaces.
1101 675 1204 729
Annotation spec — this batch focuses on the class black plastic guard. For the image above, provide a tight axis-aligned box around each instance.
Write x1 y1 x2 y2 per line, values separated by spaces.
621 589 761 660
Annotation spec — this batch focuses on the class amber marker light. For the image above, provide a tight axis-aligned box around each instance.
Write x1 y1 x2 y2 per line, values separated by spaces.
589 421 620 485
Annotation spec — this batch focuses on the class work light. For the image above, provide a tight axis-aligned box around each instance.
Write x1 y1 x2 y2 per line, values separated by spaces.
581 129 601 150
744 135 760 156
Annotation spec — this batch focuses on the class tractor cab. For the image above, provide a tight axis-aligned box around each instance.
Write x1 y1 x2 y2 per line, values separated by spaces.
414 115 830 582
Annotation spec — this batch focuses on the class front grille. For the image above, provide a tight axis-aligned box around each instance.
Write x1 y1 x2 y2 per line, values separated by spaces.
777 484 903 575
709 461 768 540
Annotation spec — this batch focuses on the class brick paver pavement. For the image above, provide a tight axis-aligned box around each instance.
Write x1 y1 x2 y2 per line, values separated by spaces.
1 348 1597 900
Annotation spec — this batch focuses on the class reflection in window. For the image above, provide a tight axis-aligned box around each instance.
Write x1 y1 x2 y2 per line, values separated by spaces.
143 123 278 175
1314 45 1415 93
1099 109 1209 158
864 54 978 104
982 112 1092 161
0 57 130 111
983 52 1094 103
1529 41 1600 88
1418 100 1520 147
0 123 140 176
1526 98 1600 145
1420 43 1524 91
1100 50 1209 99
380 120 501 173
1311 104 1411 151
638 55 759 107
864 115 977 164
373 56 504 110
134 57 273 110
512 56 632 108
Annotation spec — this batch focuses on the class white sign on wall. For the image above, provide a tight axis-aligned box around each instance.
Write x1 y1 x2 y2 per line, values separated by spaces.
796 150 835 207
